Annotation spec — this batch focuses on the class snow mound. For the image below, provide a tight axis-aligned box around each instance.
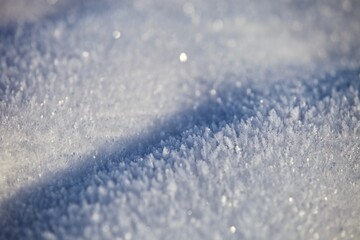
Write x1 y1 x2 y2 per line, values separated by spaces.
0 0 360 239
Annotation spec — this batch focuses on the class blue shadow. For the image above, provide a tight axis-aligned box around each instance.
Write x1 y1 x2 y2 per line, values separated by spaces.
0 68 359 239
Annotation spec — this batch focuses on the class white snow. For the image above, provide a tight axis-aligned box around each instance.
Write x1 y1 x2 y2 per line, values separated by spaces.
0 0 360 239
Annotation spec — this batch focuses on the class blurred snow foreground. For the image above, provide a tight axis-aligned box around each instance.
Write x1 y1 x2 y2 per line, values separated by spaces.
0 0 360 239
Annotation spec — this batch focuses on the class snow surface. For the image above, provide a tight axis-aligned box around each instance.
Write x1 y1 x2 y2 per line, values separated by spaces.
0 0 360 239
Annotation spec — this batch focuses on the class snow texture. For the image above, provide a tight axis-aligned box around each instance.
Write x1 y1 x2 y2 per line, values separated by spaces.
0 0 360 239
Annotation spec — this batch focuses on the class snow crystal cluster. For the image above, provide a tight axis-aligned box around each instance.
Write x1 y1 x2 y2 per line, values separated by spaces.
0 0 359 239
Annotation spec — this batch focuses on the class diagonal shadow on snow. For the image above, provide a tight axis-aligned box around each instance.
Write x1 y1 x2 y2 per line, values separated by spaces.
0 69 359 239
